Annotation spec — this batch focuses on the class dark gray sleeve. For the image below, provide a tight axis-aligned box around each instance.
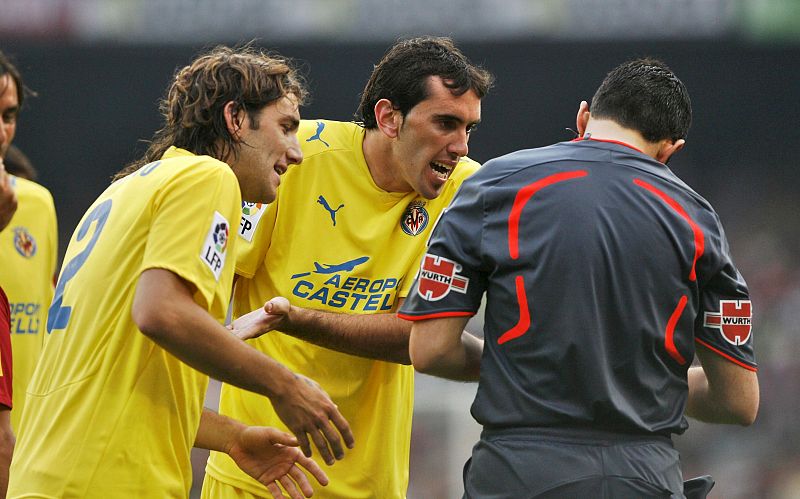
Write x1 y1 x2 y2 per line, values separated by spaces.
399 177 487 319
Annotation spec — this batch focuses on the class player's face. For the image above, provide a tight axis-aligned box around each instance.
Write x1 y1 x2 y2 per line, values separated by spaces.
392 76 481 199
0 75 19 159
233 94 302 203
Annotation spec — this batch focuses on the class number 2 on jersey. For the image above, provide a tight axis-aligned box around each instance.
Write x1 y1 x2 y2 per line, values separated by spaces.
47 199 113 333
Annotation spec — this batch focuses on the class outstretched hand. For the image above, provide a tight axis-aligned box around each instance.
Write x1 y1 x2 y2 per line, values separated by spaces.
271 373 355 466
231 297 291 340
228 426 329 499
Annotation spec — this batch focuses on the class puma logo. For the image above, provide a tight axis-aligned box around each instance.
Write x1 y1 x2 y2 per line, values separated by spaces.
306 121 330 147
317 195 344 226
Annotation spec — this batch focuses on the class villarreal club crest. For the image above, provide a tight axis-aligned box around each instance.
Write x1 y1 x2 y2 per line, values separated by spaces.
13 227 37 258
401 200 429 236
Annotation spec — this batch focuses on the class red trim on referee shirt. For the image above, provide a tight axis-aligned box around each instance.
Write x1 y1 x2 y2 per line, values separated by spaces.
695 337 758 372
633 179 705 282
665 295 688 365
508 170 589 259
497 275 531 345
571 137 645 154
502 171 588 345
397 311 474 321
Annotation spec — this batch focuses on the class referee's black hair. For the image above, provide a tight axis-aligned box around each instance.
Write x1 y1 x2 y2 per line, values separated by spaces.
590 58 691 142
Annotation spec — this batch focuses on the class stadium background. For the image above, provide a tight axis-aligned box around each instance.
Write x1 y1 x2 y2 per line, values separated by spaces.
2 1 798 497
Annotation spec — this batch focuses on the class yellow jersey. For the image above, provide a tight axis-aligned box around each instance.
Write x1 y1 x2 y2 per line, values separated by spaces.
206 120 479 498
0 176 57 432
8 147 240 498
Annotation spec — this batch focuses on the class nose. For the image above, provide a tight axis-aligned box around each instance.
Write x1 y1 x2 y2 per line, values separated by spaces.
448 129 469 158
287 135 303 165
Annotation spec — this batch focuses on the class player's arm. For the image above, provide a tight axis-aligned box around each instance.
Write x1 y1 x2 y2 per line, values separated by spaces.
0 160 18 232
195 408 328 499
235 296 418 364
132 268 354 464
685 345 759 425
407 315 483 381
0 407 13 498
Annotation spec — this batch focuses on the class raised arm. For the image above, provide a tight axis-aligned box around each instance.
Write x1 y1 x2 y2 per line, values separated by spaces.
132 268 354 464
685 345 759 425
0 160 18 232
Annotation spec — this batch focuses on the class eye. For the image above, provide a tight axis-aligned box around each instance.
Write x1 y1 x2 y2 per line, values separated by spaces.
466 123 478 134
2 113 16 125
437 119 457 131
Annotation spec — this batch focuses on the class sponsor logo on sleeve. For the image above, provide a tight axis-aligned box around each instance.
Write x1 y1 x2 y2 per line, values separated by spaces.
201 211 229 280
417 254 469 301
239 202 266 242
704 299 752 345
13 227 37 258
401 200 429 236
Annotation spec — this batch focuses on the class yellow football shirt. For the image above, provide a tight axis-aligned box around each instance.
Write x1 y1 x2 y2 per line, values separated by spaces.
205 120 479 498
8 147 240 498
0 176 57 433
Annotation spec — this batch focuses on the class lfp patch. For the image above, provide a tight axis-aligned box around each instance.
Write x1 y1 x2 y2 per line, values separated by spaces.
417 254 469 301
401 200 429 236
13 227 37 258
704 299 752 346
239 202 267 242
201 211 230 281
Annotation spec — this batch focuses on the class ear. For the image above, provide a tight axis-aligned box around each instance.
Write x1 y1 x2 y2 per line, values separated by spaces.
374 99 401 139
223 101 244 139
656 138 685 164
576 100 590 137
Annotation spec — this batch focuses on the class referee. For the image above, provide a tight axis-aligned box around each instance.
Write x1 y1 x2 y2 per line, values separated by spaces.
400 58 759 498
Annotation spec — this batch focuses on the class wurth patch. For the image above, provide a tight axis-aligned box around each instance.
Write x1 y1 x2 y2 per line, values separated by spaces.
417 254 469 301
704 299 752 346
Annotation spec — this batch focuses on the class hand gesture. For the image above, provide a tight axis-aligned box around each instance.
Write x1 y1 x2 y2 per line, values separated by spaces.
231 297 291 341
0 159 18 232
271 373 355 466
228 426 329 499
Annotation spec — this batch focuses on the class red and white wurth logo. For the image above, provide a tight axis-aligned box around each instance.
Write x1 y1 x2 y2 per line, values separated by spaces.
704 300 752 346
417 254 469 301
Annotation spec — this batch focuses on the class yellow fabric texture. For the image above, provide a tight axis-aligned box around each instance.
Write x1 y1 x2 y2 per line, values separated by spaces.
0 176 57 433
8 147 240 498
205 120 479 499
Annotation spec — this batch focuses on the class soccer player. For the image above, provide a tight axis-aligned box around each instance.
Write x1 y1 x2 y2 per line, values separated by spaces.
7 45 352 499
399 58 760 498
203 37 494 498
0 50 59 437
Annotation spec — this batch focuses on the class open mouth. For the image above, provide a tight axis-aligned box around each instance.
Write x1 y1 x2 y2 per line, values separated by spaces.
430 161 454 180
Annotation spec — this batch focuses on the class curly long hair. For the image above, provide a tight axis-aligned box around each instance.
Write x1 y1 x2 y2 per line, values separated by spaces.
114 45 306 180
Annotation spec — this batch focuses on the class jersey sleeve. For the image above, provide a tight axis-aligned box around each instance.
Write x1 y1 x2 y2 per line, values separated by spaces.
695 217 757 371
0 287 12 409
235 196 277 279
398 178 487 320
141 163 241 311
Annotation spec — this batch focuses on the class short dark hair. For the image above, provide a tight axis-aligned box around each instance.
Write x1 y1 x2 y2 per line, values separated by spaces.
356 36 493 129
0 50 35 111
115 44 307 180
590 58 691 142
